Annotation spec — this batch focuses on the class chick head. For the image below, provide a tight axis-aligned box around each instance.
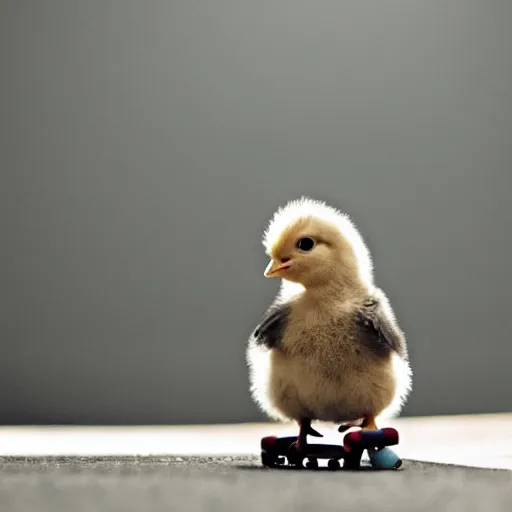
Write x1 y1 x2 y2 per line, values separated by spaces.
262 197 374 289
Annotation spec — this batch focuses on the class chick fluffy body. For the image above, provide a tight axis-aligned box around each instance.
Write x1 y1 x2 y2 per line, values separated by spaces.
247 197 412 428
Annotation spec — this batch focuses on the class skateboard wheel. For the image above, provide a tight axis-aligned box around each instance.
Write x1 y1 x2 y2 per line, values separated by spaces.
327 459 340 471
368 447 402 469
260 436 278 451
261 451 277 467
287 443 305 467
343 430 362 451
381 428 399 444
306 458 318 469
343 456 361 470
287 456 304 468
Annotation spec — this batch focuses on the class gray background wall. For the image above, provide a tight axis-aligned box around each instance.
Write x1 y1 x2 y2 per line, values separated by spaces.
1 1 511 425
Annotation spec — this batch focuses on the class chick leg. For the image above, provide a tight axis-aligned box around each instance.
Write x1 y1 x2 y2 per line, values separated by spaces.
361 415 379 430
338 418 365 433
296 418 323 451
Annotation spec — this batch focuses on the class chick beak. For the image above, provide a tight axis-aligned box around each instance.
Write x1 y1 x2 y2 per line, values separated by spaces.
264 259 291 278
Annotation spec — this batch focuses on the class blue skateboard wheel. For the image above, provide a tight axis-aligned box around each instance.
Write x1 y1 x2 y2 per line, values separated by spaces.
367 447 402 469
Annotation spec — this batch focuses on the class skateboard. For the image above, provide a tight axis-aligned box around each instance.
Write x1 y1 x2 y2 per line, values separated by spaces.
260 428 401 470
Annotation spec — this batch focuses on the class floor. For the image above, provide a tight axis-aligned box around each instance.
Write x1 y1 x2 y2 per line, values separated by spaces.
0 456 510 512
0 414 511 511
1 413 511 469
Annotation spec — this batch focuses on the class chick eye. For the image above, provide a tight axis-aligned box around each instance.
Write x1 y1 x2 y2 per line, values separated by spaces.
297 237 315 252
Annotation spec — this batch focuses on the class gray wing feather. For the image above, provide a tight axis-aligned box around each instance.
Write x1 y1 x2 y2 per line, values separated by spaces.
355 297 408 359
252 302 291 349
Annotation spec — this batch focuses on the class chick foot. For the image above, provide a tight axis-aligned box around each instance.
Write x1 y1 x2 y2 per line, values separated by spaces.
338 418 365 433
361 415 379 431
296 418 323 451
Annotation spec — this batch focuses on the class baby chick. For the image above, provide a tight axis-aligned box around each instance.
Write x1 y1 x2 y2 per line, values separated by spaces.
247 197 412 450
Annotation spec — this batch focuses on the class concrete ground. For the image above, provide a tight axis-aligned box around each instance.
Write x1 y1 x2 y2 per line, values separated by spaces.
0 414 511 511
0 455 510 512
